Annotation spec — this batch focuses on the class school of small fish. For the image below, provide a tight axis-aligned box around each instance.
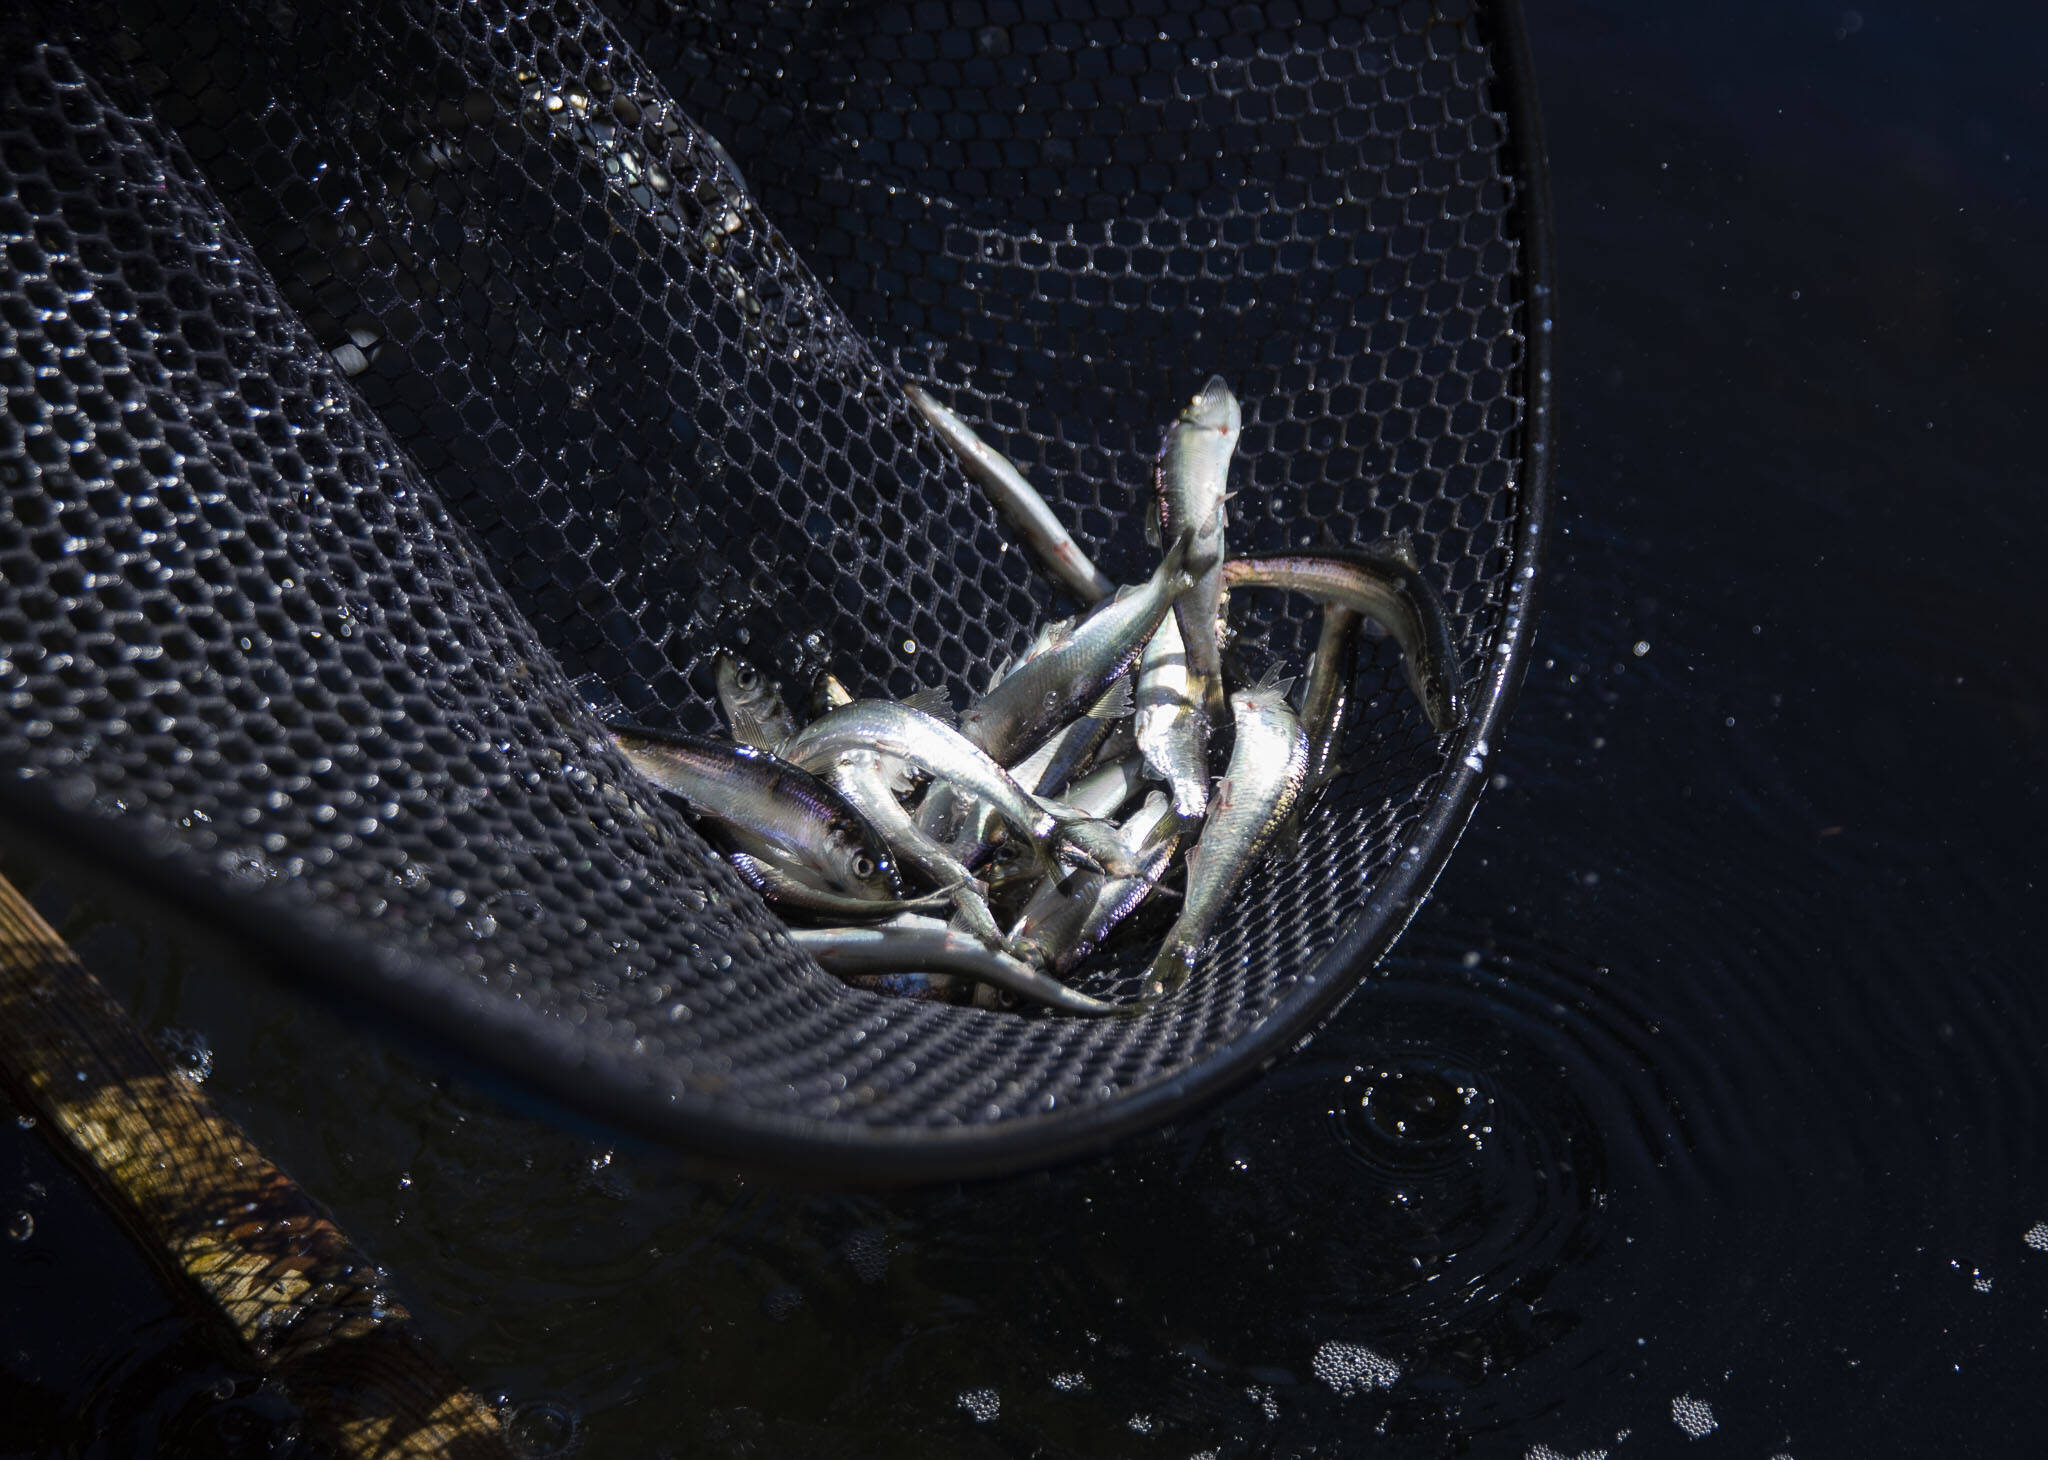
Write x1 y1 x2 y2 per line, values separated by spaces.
611 377 1464 1015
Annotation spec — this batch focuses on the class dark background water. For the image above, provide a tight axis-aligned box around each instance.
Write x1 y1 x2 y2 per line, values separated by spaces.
6 1 2047 1455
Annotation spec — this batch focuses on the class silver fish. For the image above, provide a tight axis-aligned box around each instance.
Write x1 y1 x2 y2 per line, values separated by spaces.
1150 376 1240 719
1009 792 1185 973
1059 754 1150 822
1218 545 1465 733
791 924 1124 1015
785 700 1133 877
928 686 1127 878
820 750 1009 949
958 536 1190 767
905 382 1116 605
981 753 1146 895
1145 678 1309 997
714 651 798 752
610 727 898 904
1134 610 1210 818
1297 604 1361 789
723 851 951 920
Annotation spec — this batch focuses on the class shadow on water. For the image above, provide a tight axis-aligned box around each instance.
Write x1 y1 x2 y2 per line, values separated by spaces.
9 0 2048 1455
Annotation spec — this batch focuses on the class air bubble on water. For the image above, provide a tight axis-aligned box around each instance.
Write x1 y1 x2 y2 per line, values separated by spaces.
7 1211 32 1242
157 1027 215 1084
1311 1340 1400 1395
1129 1414 1155 1434
1671 1395 1717 1439
1050 1371 1086 1392
956 1388 999 1423
1972 1271 1992 1292
1632 640 1650 656
1527 1447 1608 1460
902 639 917 654
2023 1221 2048 1251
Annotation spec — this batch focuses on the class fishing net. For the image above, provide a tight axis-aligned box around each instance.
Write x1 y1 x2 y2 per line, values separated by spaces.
0 0 1552 1178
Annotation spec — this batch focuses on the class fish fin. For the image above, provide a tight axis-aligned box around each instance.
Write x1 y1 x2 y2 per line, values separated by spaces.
1156 530 1191 590
1144 500 1161 549
1086 676 1134 719
1387 530 1422 573
902 685 955 720
811 671 854 714
1250 660 1296 700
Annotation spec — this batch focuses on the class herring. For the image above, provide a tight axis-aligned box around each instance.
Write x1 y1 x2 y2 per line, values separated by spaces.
958 536 1190 767
785 699 1134 877
1134 610 1210 818
821 749 1010 950
713 651 798 752
1297 605 1361 789
1218 545 1465 733
1009 792 1185 973
1145 676 1309 997
791 924 1123 1015
906 382 1117 605
1151 376 1240 719
610 726 898 905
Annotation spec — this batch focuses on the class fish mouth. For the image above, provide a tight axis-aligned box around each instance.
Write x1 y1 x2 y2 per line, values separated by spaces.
1178 374 1241 435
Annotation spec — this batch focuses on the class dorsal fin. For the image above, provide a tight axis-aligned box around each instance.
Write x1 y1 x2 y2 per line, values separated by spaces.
1086 676 1134 719
901 685 954 720
1249 660 1297 701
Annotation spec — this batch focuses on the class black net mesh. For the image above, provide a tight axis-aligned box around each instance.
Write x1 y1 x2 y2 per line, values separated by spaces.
0 0 1549 1177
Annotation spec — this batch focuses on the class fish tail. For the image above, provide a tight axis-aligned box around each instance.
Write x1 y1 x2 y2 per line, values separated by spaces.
1145 941 1198 998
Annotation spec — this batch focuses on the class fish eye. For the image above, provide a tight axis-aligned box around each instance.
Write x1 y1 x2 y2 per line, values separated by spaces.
851 853 875 880
736 665 758 689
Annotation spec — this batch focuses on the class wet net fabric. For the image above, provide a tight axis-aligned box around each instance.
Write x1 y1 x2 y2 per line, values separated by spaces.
0 0 1542 1172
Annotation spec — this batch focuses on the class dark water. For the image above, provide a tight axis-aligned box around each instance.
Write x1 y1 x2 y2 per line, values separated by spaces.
7 1 2048 1455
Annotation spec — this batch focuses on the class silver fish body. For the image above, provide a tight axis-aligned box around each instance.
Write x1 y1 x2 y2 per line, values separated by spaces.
714 651 799 751
786 700 1130 877
724 851 951 920
1145 682 1309 997
791 925 1123 1015
1218 547 1464 733
611 727 898 902
1059 754 1150 822
1133 611 1211 818
906 382 1116 605
821 750 1009 950
1297 604 1362 789
927 700 1121 877
1152 377 1239 718
1009 793 1185 973
958 538 1190 767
